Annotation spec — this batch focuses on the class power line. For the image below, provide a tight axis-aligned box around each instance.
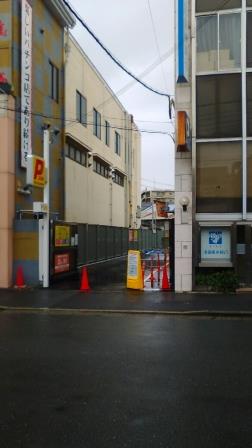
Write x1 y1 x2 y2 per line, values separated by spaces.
0 104 174 137
62 0 171 103
146 0 168 92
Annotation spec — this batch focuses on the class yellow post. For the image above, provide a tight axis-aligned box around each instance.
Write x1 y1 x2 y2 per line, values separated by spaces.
126 250 143 290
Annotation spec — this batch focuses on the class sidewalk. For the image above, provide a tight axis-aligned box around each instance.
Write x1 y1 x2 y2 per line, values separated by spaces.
0 286 252 316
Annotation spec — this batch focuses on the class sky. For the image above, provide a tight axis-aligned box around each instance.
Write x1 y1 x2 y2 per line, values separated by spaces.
70 0 175 192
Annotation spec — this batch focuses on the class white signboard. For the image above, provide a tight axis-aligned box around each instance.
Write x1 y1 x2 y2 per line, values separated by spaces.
201 228 231 261
127 253 138 278
21 0 32 168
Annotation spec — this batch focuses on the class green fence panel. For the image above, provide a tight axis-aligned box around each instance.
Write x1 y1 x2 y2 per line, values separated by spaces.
97 226 107 261
87 225 97 263
107 227 115 258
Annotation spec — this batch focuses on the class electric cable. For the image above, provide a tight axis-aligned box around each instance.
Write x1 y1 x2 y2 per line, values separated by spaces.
62 0 171 101
0 104 174 137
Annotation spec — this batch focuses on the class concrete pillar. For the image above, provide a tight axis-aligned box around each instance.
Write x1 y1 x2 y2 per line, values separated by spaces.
0 95 15 287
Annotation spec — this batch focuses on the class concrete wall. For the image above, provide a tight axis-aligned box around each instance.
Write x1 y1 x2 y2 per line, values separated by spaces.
0 95 15 287
174 0 193 292
13 220 39 286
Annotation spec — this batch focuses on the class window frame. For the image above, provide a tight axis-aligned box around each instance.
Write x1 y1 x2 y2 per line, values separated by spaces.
196 10 242 75
76 90 87 126
93 158 109 178
65 142 87 167
105 120 110 146
115 131 121 156
49 61 59 102
93 108 101 139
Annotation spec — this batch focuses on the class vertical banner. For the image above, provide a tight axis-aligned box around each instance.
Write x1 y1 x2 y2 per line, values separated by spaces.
21 0 32 168
177 0 189 83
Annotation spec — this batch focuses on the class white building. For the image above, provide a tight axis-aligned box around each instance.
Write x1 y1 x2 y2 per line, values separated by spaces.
64 34 141 228
175 0 252 291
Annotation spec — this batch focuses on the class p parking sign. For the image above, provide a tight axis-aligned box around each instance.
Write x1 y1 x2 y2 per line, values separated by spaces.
27 155 47 188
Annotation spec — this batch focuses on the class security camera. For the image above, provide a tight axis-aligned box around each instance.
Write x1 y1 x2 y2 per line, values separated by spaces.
42 123 51 130
53 128 60 136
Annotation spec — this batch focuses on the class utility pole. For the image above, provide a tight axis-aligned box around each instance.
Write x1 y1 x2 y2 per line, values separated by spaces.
42 128 50 288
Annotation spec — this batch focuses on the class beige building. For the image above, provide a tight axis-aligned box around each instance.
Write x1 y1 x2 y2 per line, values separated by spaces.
64 34 141 228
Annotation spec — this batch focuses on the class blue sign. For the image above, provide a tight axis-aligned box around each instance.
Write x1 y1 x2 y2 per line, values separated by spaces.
177 0 189 83
201 228 231 262
209 231 222 245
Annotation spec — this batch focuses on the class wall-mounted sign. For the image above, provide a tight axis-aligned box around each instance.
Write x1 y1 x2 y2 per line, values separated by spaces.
54 253 70 274
177 111 192 151
55 226 71 247
201 228 231 262
21 0 32 167
177 0 189 83
27 155 47 187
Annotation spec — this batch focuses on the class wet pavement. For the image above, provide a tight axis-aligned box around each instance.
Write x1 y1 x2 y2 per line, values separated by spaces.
0 312 252 448
0 286 252 315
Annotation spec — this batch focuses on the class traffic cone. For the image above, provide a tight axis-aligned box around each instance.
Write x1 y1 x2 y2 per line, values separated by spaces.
14 266 26 289
80 266 90 292
161 264 170 291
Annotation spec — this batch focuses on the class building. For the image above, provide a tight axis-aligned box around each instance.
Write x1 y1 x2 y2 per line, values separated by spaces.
141 189 174 230
0 0 75 287
175 0 252 291
141 189 174 205
64 34 141 229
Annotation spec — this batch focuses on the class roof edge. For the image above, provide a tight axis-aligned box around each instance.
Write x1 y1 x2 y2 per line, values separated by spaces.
44 0 76 28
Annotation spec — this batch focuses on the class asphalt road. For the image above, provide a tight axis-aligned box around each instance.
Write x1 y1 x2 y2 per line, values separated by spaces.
0 312 252 448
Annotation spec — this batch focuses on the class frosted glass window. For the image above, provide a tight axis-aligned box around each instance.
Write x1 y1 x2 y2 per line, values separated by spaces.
197 16 217 72
219 14 241 69
196 74 242 139
196 142 242 213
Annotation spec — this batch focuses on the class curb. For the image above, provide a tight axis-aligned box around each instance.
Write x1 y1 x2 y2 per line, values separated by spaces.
1 306 252 318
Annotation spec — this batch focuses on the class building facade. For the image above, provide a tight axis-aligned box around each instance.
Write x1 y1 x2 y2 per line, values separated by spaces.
64 34 141 228
175 0 252 291
0 0 74 287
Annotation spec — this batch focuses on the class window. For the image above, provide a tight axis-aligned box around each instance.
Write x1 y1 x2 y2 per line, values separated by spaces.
113 171 124 187
247 74 252 136
76 91 87 126
196 142 242 213
115 131 121 155
247 143 252 211
196 13 241 72
247 13 252 68
105 120 110 146
196 0 241 13
196 74 242 139
93 109 101 139
49 61 59 102
65 142 87 166
197 16 217 72
93 159 109 178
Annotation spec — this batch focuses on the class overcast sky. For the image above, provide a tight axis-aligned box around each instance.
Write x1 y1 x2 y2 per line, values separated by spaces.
70 0 175 192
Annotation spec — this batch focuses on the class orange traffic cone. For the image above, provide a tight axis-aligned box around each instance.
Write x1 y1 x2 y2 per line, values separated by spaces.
161 264 170 291
80 266 90 292
14 266 26 289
